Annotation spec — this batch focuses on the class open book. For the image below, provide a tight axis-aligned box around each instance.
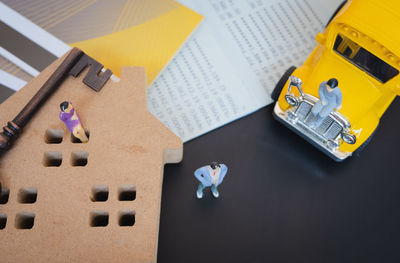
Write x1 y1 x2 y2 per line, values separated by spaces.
148 0 343 142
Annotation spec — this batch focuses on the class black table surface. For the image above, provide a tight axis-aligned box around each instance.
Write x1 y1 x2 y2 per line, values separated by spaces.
1 87 400 263
159 99 400 263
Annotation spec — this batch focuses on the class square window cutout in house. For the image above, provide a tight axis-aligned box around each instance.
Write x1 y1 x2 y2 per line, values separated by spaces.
0 188 10 204
90 211 109 227
119 210 135 227
43 152 62 167
71 151 89 167
44 129 63 144
15 212 35 229
18 187 38 203
118 185 136 201
91 186 109 202
0 213 7 230
71 129 90 143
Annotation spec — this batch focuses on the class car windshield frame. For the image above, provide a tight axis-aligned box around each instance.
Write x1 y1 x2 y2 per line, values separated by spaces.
333 33 399 83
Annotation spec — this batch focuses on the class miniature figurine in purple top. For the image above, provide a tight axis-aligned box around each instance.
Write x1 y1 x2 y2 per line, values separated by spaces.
59 101 88 143
194 162 228 199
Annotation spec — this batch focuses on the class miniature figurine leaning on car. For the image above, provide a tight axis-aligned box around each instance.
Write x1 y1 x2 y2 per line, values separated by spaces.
194 162 228 199
311 78 342 128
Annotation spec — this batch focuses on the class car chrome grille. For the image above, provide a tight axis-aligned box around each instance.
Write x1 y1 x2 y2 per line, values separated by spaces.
296 102 312 120
293 101 343 141
315 117 334 134
324 121 342 140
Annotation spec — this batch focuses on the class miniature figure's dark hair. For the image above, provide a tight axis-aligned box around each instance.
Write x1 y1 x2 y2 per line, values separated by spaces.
60 101 70 111
327 78 338 88
210 162 220 169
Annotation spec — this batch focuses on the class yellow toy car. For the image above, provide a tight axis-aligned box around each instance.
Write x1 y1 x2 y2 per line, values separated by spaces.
271 0 400 161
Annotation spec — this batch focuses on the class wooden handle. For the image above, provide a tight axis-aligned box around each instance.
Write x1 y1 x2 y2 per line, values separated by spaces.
0 47 83 154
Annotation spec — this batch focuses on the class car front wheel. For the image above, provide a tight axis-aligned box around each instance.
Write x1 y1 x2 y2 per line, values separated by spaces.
271 66 296 101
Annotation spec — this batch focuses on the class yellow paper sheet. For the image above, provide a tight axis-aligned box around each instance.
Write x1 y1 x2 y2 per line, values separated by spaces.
1 0 203 84
71 5 202 82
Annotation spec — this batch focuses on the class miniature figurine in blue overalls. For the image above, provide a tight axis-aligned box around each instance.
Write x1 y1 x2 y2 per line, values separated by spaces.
194 162 228 199
311 78 342 128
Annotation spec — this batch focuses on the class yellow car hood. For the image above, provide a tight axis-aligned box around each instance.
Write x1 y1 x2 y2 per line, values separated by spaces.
304 52 381 124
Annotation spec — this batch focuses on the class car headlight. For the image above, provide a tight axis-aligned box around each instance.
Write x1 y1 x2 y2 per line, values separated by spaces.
341 132 356 144
285 95 299 106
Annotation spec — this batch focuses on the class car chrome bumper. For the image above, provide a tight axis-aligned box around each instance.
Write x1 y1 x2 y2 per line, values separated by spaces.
273 102 352 162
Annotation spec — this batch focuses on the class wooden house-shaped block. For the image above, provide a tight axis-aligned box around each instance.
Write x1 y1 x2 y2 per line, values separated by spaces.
0 52 183 262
